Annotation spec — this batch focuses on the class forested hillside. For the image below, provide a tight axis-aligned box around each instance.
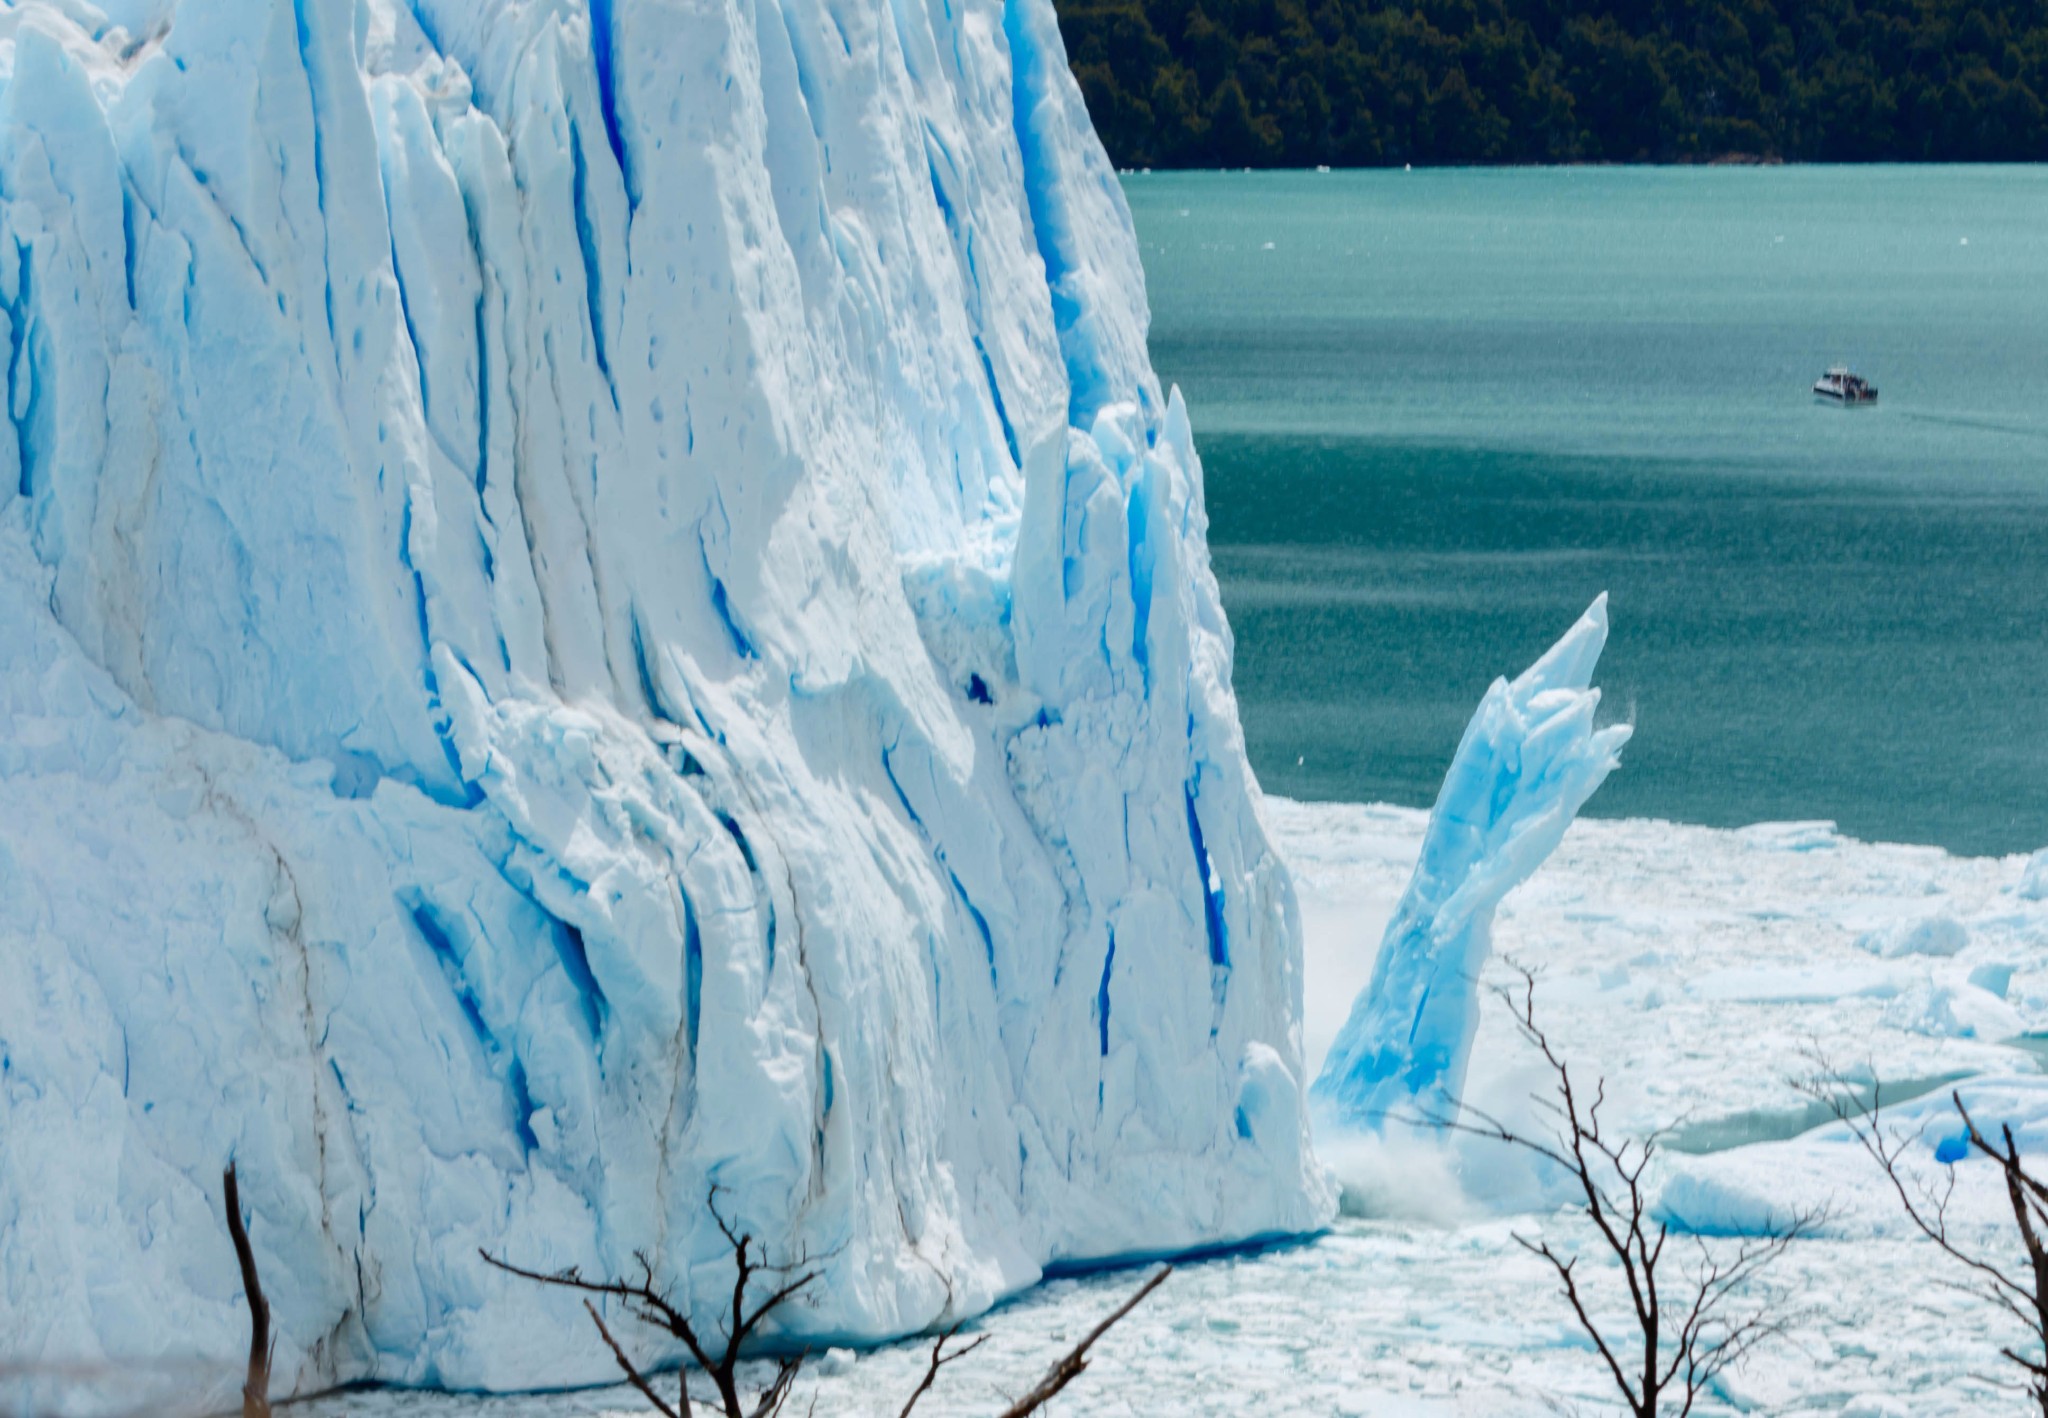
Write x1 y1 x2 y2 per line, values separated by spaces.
1055 0 2048 164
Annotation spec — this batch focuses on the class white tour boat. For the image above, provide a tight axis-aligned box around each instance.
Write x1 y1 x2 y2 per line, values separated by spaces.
1813 366 1878 404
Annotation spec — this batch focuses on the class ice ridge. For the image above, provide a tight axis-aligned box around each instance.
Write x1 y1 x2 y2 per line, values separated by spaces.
1311 597 1630 1134
0 0 1331 1396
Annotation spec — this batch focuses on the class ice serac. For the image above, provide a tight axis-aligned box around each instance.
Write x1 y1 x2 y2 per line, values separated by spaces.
0 0 1331 1395
1311 597 1629 1134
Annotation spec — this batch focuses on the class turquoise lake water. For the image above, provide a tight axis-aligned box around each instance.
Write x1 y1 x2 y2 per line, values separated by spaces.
1124 166 2048 857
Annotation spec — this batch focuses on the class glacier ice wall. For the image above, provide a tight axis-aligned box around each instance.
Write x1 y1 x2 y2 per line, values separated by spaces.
0 0 1332 1392
1311 597 1628 1134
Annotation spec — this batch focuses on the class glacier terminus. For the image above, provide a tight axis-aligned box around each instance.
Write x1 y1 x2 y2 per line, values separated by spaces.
0 0 1336 1394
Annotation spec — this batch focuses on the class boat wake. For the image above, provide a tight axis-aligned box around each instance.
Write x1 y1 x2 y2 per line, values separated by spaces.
1895 410 2048 442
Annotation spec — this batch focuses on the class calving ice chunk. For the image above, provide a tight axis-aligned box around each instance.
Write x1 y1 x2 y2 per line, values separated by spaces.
1312 597 1630 1135
0 0 1331 1398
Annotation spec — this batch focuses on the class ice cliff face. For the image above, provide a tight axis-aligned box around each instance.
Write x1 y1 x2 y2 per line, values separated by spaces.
0 0 1331 1392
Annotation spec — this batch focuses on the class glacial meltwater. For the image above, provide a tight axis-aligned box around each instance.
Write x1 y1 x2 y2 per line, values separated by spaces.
1126 166 2048 856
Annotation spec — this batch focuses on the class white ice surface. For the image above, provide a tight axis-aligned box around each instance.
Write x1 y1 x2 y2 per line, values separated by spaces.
153 800 2048 1416
273 1229 2042 1417
1280 804 2048 1142
0 0 1328 1395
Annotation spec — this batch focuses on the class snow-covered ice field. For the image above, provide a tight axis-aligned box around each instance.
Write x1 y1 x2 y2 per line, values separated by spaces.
262 799 2048 1416
288 1228 2007 1416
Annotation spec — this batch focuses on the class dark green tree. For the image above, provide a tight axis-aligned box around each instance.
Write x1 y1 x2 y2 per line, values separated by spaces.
1052 0 2048 165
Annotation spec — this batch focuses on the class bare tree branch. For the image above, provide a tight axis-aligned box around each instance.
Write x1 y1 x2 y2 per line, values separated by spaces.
743 1358 804 1418
1800 1063 2048 1415
483 1186 824 1418
486 1196 1169 1418
994 1266 1171 1418
583 1298 683 1418
222 1165 271 1418
1423 965 1810 1417
897 1324 989 1417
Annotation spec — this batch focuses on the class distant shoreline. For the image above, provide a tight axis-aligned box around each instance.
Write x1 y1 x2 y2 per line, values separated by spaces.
1060 0 2048 172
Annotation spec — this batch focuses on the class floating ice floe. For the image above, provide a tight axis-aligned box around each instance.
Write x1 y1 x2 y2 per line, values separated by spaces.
1858 914 1970 958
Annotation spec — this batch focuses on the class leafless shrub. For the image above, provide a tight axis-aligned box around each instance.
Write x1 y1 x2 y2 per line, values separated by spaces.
893 1323 987 1418
1425 966 1816 1417
482 1188 818 1418
484 1187 1170 1417
1797 1066 2048 1414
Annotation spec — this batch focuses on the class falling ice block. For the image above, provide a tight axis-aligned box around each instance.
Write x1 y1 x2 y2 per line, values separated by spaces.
1312 597 1630 1135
